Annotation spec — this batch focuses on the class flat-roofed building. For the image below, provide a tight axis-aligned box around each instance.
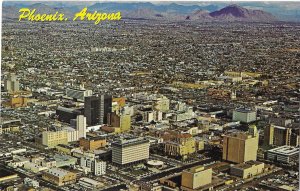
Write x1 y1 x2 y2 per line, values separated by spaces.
230 161 265 179
79 136 107 151
267 146 299 163
42 168 76 186
42 131 68 148
181 166 212 190
232 108 256 123
112 137 150 165
223 127 259 163
66 88 92 102
78 177 104 190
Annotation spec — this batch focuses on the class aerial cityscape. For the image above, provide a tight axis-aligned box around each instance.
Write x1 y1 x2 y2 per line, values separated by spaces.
1 1 299 191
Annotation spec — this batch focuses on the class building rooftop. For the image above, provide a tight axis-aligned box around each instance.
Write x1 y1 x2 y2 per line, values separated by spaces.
268 146 299 156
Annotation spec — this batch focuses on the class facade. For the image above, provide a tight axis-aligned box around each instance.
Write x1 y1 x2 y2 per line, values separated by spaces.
9 97 28 108
230 161 265 179
232 108 256 123
42 168 76 186
223 128 259 163
108 112 131 133
164 133 196 158
76 115 87 139
80 157 106 176
153 96 170 112
264 124 299 146
79 136 107 151
42 131 68 148
66 88 92 102
181 166 212 190
4 73 19 93
112 137 150 165
267 146 299 163
84 95 112 126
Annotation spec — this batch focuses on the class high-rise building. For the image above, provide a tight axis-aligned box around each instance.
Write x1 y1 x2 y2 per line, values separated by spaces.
223 126 259 163
108 112 131 133
76 115 86 139
80 157 106 176
84 95 112 126
264 124 299 146
56 106 82 124
181 166 212 190
4 73 20 93
112 137 150 165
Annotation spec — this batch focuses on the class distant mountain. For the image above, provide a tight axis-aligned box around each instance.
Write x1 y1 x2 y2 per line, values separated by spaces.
209 4 276 21
186 10 212 21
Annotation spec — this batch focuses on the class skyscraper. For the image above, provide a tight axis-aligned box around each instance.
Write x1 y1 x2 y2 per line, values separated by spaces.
223 126 259 163
4 73 20 93
84 96 101 126
76 115 86 139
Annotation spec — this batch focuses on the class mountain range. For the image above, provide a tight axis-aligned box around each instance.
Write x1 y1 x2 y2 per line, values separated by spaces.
3 2 296 22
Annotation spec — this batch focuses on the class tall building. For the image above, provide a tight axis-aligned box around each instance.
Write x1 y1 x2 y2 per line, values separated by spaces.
112 137 150 165
42 131 68 148
232 108 256 123
108 112 131 133
56 106 82 124
76 115 86 139
181 166 212 190
264 124 299 146
4 73 20 93
223 126 259 163
101 95 112 124
84 96 101 126
153 95 170 112
80 157 106 176
84 95 112 126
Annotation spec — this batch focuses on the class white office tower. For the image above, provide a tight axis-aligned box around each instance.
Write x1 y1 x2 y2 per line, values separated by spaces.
77 115 86 138
4 73 20 93
94 159 106 176
112 137 150 165
80 157 106 176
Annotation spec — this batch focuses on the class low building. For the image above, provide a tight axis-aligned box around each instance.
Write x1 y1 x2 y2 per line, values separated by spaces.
79 136 107 151
164 133 196 158
181 166 212 190
42 168 76 186
42 131 68 148
230 161 265 179
78 177 104 190
232 108 256 123
267 146 299 163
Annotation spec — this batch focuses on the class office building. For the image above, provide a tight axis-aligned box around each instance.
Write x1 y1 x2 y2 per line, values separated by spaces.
181 166 212 190
164 133 196 158
84 95 112 126
42 131 68 148
80 157 106 176
232 108 256 123
267 146 299 163
76 115 86 139
230 161 265 179
79 136 107 151
223 126 259 163
153 95 170 112
108 112 131 133
42 168 76 186
4 73 19 93
112 137 150 165
264 124 299 146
